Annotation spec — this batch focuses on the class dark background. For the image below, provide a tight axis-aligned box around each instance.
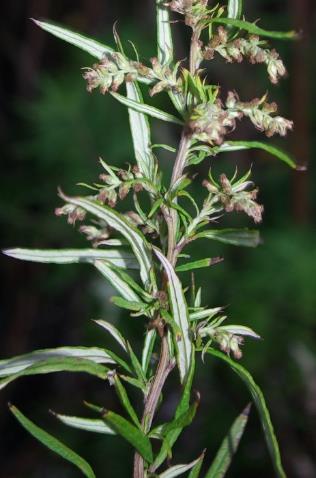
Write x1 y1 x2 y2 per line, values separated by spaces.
1 1 315 477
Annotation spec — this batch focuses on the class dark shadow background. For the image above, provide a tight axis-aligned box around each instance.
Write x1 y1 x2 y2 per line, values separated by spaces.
1 1 315 477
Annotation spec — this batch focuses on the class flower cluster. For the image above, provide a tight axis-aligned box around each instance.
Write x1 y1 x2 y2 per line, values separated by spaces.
149 57 182 96
197 316 260 360
83 52 152 94
226 91 293 137
55 203 86 225
187 99 241 145
204 27 287 84
166 0 210 29
203 170 264 223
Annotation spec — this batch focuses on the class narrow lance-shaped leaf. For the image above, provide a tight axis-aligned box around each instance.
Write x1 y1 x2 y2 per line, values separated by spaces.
52 412 116 435
32 19 152 84
154 248 192 383
195 229 260 248
204 403 251 478
0 357 108 390
157 0 173 65
111 91 183 125
188 451 205 478
142 329 156 375
159 456 202 478
94 260 140 302
58 192 154 288
152 349 196 471
94 320 127 352
9 405 96 478
176 258 213 272
227 0 243 20
218 141 296 169
113 373 141 428
126 82 156 182
210 17 297 40
3 248 139 269
102 410 153 464
0 346 114 377
205 348 286 478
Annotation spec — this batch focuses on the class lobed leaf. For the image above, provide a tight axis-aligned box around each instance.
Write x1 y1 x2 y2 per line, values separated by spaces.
219 141 296 169
111 91 183 125
3 247 139 269
154 248 192 383
52 412 116 435
205 349 286 478
210 17 297 40
57 192 154 288
102 410 153 463
196 229 260 248
204 403 251 478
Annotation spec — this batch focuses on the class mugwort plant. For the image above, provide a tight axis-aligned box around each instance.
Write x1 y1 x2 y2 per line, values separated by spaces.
2 1 297 476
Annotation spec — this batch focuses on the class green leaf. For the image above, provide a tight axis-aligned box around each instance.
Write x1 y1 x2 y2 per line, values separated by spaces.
58 192 154 288
111 91 183 125
196 229 260 248
142 329 156 375
227 0 243 19
113 374 141 427
219 141 296 169
152 349 195 471
189 307 222 322
0 346 114 377
205 349 286 478
52 412 116 435
127 342 147 385
111 296 148 312
32 18 113 58
126 82 156 182
159 456 202 478
154 248 192 383
157 0 174 65
102 410 153 463
32 19 152 84
94 320 127 352
205 404 251 478
210 17 297 40
10 405 95 478
0 357 108 390
188 451 205 478
94 260 140 302
3 247 139 269
176 258 213 272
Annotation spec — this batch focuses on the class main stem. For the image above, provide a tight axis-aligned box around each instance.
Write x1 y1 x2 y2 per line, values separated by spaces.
133 133 191 478
133 26 198 478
